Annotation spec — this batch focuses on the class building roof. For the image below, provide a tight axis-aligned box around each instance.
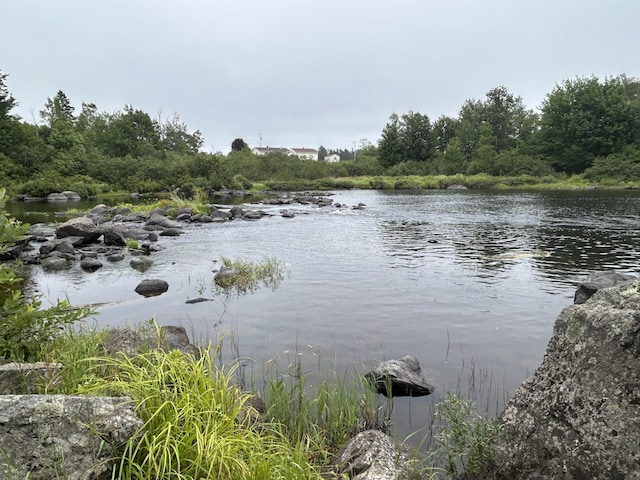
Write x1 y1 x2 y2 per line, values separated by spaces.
252 146 318 155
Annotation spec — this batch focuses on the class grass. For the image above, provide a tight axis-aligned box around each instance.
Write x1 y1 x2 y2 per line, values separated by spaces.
31 320 508 480
125 238 139 250
74 347 322 480
213 256 288 297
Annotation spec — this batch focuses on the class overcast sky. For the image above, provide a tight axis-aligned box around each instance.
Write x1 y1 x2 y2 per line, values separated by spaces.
2 0 638 153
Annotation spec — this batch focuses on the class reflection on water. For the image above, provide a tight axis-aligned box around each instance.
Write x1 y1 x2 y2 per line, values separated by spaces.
10 188 640 442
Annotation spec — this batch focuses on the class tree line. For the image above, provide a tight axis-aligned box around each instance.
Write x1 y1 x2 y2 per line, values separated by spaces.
377 77 640 180
1 71 639 197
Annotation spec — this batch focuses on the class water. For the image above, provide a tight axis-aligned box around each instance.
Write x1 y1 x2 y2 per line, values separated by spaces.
10 189 640 439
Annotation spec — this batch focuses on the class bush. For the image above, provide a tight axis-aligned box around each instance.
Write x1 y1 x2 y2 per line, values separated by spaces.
584 146 640 182
0 266 92 362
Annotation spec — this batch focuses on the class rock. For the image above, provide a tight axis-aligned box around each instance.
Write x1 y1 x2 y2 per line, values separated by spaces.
88 203 115 218
102 226 127 246
40 256 73 271
159 227 184 236
80 258 103 272
102 325 196 356
46 192 69 202
61 190 81 201
328 430 416 479
214 266 238 283
0 395 142 480
55 216 101 244
446 184 467 190
0 362 63 394
134 279 169 297
365 355 434 397
146 212 181 229
496 281 640 480
573 270 636 304
281 210 295 218
130 257 153 272
39 238 78 255
106 253 125 262
185 297 211 304
243 210 265 220
229 206 244 218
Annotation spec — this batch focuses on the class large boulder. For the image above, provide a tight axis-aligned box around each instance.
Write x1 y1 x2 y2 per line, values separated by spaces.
55 216 101 244
0 395 142 480
496 281 640 479
365 355 434 397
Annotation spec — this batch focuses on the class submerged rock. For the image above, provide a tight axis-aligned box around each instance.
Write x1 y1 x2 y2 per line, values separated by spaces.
365 355 434 397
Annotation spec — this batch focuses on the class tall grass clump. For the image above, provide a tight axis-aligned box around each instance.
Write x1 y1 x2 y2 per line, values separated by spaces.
263 349 385 460
214 256 288 297
81 348 321 480
433 391 504 478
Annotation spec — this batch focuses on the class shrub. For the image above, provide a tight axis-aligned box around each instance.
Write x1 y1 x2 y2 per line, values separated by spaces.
434 391 504 477
0 266 92 362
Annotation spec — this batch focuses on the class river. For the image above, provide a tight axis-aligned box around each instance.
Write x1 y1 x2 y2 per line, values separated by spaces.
9 188 640 440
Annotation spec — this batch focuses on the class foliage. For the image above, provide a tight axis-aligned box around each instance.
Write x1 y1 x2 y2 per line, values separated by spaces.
0 266 92 362
434 391 504 477
2 67 640 193
584 145 640 182
537 75 640 173
81 348 322 480
231 137 248 152
0 187 29 253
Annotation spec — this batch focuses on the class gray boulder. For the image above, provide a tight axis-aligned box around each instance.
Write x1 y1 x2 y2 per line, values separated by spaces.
214 266 238 283
39 238 79 255
329 429 417 479
146 212 181 229
159 227 184 236
134 279 169 297
56 216 101 244
80 257 103 272
0 395 141 480
496 280 640 479
229 206 244 218
573 270 636 304
102 325 196 356
101 226 127 246
46 192 69 202
40 256 73 271
366 355 434 397
61 190 81 201
130 256 153 272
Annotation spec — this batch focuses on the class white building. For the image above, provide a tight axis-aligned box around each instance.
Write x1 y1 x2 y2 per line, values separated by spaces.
324 153 341 163
252 146 319 161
